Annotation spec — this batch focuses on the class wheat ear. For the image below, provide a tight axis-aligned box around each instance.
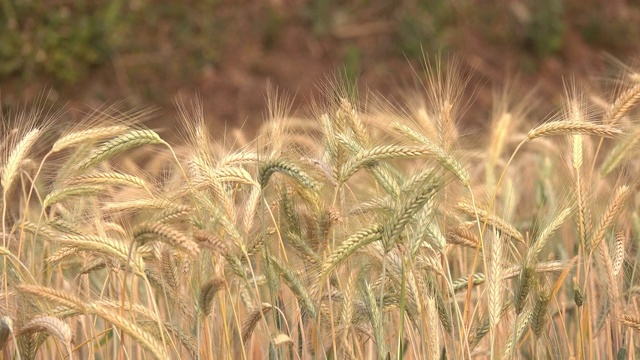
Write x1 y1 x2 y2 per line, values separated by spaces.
0 316 14 351
241 302 273 344
514 265 534 315
527 121 621 140
619 313 640 330
18 316 72 349
51 125 128 153
269 255 317 318
2 128 41 192
16 285 87 313
66 172 150 193
392 122 469 185
340 145 440 182
43 185 106 207
590 185 631 251
322 225 383 275
530 287 551 338
456 201 524 243
489 232 504 328
612 230 625 277
133 222 199 257
75 129 166 171
86 303 169 360
55 234 145 275
199 278 225 316
605 83 640 124
258 158 319 191
600 128 640 175
529 207 572 260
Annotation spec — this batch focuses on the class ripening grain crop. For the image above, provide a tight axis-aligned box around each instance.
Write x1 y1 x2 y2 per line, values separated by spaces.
1 58 639 359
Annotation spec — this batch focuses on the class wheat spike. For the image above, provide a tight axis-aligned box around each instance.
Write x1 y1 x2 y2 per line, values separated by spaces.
590 185 631 251
17 284 87 313
43 184 106 207
619 313 640 330
193 230 228 255
600 128 640 175
456 201 524 243
452 273 486 293
199 278 225 316
612 231 625 277
2 128 41 192
392 122 469 185
133 222 199 257
489 232 504 328
258 158 319 191
501 307 532 360
86 303 169 360
51 125 128 153
45 246 80 265
530 287 551 338
0 316 14 351
605 83 640 124
55 234 145 274
340 145 440 182
529 207 572 260
527 121 621 140
502 259 573 280
361 281 386 358
322 225 383 274
447 225 480 249
102 198 177 212
75 129 165 171
66 171 150 192
241 303 273 344
269 255 316 318
514 265 534 315
18 316 72 348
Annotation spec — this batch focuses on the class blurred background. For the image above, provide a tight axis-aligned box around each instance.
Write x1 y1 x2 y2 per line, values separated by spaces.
1 0 639 137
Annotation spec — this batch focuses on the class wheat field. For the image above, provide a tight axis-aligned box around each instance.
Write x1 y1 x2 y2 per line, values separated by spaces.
1 60 640 359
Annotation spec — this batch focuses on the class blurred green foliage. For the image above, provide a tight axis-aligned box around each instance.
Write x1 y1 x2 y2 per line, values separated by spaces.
526 0 565 57
0 0 125 82
1 0 638 88
396 0 454 58
0 0 225 84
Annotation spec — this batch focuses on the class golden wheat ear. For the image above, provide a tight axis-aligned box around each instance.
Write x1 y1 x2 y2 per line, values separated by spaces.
0 316 14 351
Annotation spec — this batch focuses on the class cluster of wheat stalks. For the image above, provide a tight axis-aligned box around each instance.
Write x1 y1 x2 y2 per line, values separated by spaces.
1 62 640 360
